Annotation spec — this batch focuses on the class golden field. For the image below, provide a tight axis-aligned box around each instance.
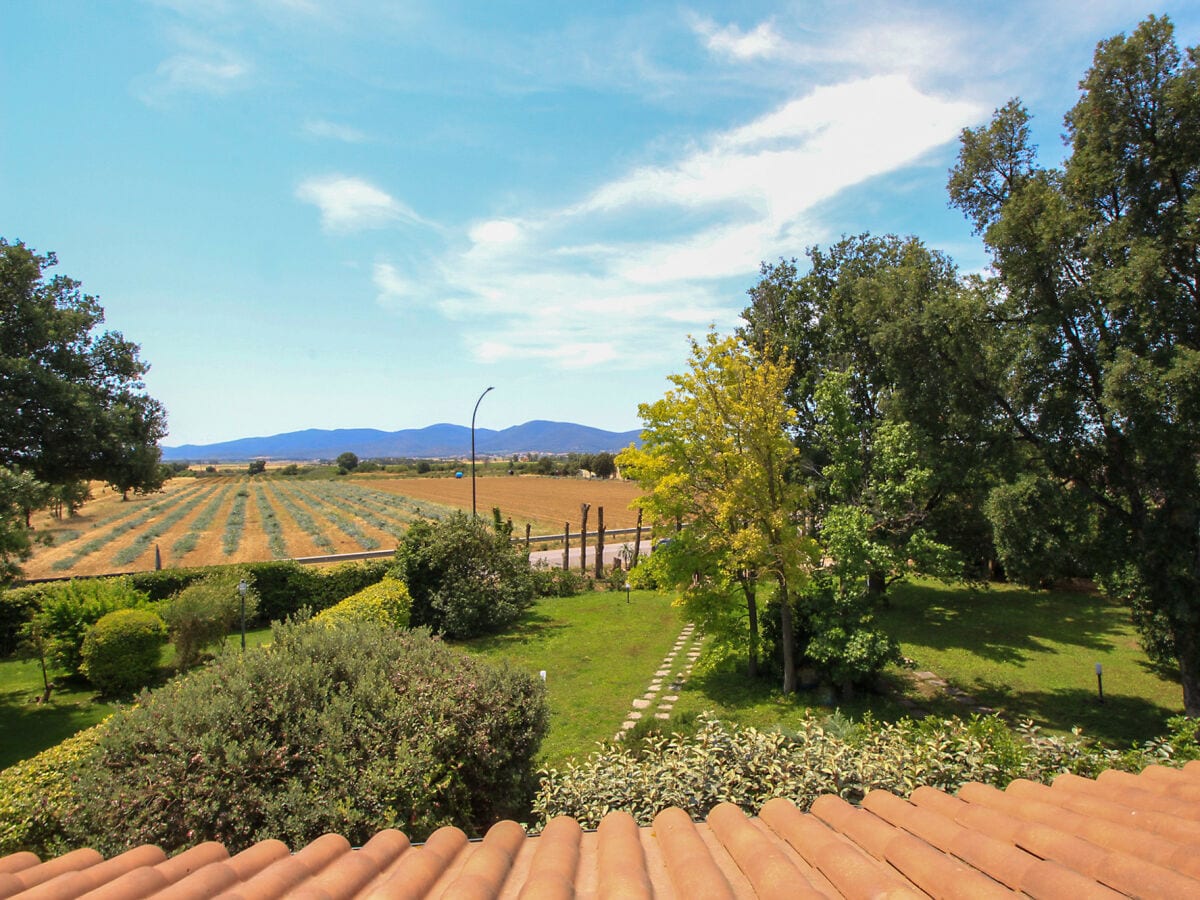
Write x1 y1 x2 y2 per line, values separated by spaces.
21 474 645 579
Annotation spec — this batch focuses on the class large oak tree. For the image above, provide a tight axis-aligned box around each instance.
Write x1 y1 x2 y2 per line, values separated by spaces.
948 16 1200 712
0 239 167 580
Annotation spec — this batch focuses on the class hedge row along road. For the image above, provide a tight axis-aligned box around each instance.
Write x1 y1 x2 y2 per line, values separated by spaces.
24 474 645 579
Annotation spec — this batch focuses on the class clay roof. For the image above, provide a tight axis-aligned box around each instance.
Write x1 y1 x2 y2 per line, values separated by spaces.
4 760 1200 898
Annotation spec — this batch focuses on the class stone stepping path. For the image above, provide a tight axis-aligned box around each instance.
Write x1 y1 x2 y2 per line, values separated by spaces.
898 669 996 718
616 623 701 739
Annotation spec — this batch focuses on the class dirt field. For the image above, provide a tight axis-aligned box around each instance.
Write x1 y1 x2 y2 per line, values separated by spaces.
21 473 646 580
357 474 643 534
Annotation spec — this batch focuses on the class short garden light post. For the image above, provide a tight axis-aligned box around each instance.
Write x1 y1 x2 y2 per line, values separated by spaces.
624 581 631 604
238 579 248 651
1095 662 1104 703
471 386 494 517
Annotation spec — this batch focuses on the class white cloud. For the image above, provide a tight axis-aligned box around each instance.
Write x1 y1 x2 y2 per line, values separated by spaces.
693 17 784 61
303 119 368 142
375 74 980 371
296 175 420 231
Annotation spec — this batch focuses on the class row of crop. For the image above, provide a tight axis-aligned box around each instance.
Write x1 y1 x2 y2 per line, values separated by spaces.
284 484 384 550
50 482 216 571
110 487 216 567
263 483 352 553
170 484 234 561
222 487 249 555
253 484 290 558
298 480 455 530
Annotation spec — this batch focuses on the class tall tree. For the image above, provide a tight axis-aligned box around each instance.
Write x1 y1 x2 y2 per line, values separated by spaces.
0 239 167 576
618 332 818 691
948 16 1200 712
741 235 1006 582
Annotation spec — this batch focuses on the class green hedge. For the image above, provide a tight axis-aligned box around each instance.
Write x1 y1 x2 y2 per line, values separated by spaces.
314 578 411 630
1 560 392 657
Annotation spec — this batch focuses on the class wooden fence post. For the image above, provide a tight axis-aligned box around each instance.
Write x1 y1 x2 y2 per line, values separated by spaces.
562 522 569 570
525 523 531 556
595 507 605 579
580 504 590 574
631 508 643 568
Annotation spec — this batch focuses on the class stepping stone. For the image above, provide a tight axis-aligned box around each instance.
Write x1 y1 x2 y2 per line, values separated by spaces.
632 699 650 709
628 711 642 720
914 671 938 680
657 703 673 710
654 713 670 720
664 695 679 702
643 692 658 700
621 720 636 730
655 669 670 677
648 680 662 688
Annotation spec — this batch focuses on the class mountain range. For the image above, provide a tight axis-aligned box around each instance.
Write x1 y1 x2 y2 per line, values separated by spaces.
161 420 643 462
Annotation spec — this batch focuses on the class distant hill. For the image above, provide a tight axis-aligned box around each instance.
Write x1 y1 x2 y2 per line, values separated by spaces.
161 420 643 462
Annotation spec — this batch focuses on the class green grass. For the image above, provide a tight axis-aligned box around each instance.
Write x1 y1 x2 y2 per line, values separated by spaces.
875 579 1183 746
458 590 684 767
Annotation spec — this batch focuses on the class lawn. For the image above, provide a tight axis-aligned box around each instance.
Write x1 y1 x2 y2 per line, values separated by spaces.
875 579 1183 746
458 590 685 767
1 580 1184 772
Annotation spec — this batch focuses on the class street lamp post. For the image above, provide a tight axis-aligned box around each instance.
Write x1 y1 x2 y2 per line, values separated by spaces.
471 386 494 517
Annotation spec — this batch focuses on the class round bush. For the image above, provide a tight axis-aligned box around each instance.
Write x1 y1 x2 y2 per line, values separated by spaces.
314 577 411 629
66 620 548 854
80 608 167 696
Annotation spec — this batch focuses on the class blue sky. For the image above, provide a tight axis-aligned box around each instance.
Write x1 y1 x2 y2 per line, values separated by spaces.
5 2 1198 447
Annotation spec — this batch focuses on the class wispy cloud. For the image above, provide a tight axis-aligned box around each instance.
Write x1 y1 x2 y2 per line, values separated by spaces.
376 74 980 369
296 175 424 232
303 119 369 142
138 32 252 102
692 17 785 61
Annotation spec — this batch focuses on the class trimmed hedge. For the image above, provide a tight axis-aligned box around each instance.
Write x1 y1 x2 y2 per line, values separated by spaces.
31 579 152 676
80 609 167 696
1 560 392 658
65 620 548 854
314 578 411 630
0 724 105 856
534 713 1200 829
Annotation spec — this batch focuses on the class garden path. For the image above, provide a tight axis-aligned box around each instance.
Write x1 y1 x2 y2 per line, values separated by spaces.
615 622 700 739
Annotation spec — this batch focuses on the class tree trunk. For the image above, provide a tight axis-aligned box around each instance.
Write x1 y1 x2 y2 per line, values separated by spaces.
740 573 759 678
867 570 886 596
1180 626 1200 717
631 508 643 568
776 574 796 693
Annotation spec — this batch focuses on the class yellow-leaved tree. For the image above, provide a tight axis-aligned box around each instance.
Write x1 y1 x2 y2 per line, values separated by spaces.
617 330 818 693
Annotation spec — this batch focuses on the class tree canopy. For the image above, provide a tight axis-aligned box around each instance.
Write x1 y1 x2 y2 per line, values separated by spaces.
946 15 1200 712
0 239 167 580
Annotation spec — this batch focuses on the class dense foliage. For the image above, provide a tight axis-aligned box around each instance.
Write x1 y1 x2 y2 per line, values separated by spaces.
313 576 411 629
946 16 1200 712
30 578 151 676
64 620 547 854
0 724 104 856
535 713 1200 829
79 608 167 695
394 511 536 638
0 239 168 582
162 570 258 669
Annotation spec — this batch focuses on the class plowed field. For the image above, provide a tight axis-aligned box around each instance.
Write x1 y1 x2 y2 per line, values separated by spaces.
22 474 644 579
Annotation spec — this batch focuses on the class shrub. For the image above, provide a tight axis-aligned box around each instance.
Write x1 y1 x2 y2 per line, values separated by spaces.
66 620 548 854
31 578 151 675
0 724 105 856
530 564 588 598
80 608 167 695
533 712 1185 829
163 570 259 669
394 512 536 638
0 583 55 656
314 578 411 629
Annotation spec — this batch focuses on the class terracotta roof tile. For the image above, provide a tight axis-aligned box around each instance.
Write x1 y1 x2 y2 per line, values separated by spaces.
9 763 1200 897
